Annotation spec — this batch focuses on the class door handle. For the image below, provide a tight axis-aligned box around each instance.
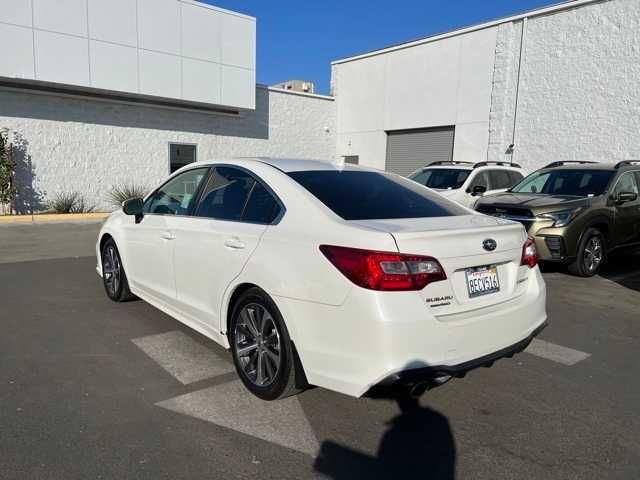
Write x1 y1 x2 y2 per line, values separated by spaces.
160 231 176 241
224 238 246 250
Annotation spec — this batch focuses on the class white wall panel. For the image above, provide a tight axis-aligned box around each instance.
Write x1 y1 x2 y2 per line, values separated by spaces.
0 0 32 27
35 30 90 86
2 0 256 110
0 23 34 79
138 0 180 55
88 0 137 47
90 40 138 93
139 50 181 99
33 0 87 37
221 14 255 69
181 3 221 62
221 65 254 109
183 58 221 104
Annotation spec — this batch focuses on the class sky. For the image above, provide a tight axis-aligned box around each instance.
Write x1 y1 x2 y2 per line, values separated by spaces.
204 0 560 95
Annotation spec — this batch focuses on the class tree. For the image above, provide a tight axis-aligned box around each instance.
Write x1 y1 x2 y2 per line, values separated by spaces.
0 129 16 214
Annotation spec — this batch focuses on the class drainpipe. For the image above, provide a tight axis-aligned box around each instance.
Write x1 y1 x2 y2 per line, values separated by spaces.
511 17 528 165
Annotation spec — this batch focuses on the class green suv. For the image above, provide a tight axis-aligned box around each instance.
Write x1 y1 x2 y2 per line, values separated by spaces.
475 161 640 276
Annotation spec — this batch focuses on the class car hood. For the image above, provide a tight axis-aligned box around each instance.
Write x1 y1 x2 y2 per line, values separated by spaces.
476 192 591 212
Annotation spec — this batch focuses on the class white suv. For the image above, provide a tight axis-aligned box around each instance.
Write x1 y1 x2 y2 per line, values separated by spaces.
409 161 526 208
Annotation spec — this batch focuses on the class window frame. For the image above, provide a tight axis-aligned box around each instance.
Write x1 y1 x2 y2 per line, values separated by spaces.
191 164 286 225
611 170 640 197
168 142 198 174
143 166 211 217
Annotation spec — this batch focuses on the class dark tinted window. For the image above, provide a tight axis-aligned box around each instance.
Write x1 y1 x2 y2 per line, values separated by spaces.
288 170 467 220
144 168 208 215
511 169 614 196
196 167 254 221
508 170 524 185
468 171 490 190
488 170 513 190
243 182 281 223
409 168 470 189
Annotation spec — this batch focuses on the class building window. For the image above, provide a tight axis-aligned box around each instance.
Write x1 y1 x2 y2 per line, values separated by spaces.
343 156 359 165
169 143 197 174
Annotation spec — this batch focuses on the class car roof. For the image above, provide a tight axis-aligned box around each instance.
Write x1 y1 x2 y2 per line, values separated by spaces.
183 157 382 173
539 164 616 172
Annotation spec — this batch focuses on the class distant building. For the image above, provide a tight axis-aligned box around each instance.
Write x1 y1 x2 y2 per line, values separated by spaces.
272 80 316 94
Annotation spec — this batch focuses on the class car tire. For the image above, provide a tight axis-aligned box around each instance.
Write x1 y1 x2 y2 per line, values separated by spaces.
101 238 136 302
229 287 305 400
568 228 606 277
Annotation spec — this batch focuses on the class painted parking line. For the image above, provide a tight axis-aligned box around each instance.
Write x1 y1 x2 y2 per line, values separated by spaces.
524 339 591 366
132 330 234 384
157 380 319 456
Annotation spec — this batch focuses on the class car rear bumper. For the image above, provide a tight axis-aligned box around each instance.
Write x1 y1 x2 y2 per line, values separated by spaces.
273 266 548 398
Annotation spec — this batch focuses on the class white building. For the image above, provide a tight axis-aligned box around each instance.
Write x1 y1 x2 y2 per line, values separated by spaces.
0 0 335 212
332 0 640 176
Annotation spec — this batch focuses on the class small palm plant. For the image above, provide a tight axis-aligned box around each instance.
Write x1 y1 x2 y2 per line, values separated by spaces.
107 184 149 208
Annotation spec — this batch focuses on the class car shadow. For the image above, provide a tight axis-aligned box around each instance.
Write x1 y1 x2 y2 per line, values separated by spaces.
313 393 456 480
598 247 640 293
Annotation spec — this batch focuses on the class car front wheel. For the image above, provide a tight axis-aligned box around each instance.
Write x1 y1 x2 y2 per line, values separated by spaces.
569 228 605 277
229 288 304 400
101 238 135 302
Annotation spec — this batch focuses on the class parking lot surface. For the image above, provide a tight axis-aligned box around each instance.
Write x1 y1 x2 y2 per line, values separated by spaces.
1 222 639 479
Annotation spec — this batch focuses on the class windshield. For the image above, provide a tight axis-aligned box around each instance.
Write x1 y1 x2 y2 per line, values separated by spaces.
288 170 468 220
409 168 471 190
510 169 614 196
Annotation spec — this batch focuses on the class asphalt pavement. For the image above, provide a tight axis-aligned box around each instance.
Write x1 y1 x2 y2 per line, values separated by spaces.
1 222 639 479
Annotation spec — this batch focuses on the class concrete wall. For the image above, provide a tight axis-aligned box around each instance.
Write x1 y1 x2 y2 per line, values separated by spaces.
0 0 256 109
488 0 640 170
334 0 640 174
333 27 498 170
0 87 335 212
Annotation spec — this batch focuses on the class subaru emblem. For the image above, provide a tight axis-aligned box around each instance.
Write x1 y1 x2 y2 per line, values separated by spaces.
483 239 497 251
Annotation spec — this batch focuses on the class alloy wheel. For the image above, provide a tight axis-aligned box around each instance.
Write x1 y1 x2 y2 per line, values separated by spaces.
103 245 121 297
234 303 281 387
583 236 603 273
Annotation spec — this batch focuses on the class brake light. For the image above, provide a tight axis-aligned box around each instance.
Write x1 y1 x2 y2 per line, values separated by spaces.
521 238 538 268
319 245 446 291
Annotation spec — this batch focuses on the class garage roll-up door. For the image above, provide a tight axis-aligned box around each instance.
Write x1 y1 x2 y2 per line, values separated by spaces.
385 126 455 176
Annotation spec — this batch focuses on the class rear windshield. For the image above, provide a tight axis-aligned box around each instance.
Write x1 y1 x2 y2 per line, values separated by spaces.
409 168 471 190
288 170 468 220
510 169 614 196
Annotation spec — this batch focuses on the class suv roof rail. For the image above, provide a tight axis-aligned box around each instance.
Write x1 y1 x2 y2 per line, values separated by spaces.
543 160 599 169
426 160 474 167
473 161 522 169
614 160 640 169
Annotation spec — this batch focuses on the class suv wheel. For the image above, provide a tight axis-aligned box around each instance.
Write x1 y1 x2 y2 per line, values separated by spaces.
569 228 605 277
229 288 305 400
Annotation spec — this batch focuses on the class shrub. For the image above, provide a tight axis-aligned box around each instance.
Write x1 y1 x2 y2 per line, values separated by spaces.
107 184 148 208
0 129 16 212
49 192 95 214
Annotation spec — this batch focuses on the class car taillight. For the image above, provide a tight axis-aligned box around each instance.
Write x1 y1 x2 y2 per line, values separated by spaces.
521 237 538 268
319 245 446 291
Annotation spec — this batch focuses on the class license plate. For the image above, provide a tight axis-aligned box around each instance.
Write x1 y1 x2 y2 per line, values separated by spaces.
465 265 500 298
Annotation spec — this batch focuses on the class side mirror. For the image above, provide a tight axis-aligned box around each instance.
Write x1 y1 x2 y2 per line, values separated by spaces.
615 191 638 204
123 197 144 223
471 185 488 196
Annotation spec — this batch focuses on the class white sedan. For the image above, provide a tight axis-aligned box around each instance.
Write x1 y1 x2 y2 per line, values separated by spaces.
96 158 547 400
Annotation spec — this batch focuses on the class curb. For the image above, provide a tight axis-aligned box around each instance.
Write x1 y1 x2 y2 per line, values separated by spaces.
0 212 110 224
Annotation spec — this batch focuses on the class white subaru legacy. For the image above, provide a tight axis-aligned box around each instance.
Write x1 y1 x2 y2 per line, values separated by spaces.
96 158 547 400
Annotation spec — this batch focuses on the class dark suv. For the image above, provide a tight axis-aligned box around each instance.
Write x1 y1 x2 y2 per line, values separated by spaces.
475 161 640 276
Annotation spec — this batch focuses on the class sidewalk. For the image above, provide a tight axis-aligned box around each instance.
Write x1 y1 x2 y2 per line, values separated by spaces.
0 212 110 224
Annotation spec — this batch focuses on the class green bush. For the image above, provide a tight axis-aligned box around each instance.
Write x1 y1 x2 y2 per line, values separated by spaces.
49 192 95 214
107 184 148 208
0 129 15 210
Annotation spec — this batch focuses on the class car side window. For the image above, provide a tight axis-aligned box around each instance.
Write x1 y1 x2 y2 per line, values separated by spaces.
515 172 550 193
487 170 513 190
195 166 255 221
467 171 489 191
143 168 208 215
612 172 639 195
243 181 282 224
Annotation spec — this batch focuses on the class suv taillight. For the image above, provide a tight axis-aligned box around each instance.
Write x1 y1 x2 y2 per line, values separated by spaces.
521 238 538 268
319 245 446 291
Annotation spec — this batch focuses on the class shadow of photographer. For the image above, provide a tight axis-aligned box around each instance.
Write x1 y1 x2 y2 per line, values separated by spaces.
314 393 456 479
